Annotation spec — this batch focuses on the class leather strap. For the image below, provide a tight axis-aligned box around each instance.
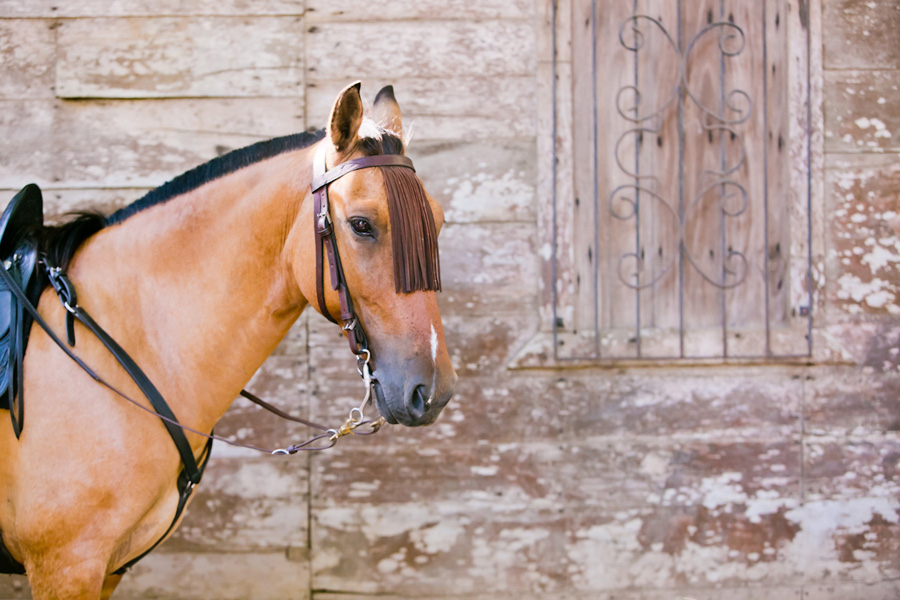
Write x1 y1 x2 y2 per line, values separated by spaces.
239 388 330 431
3 260 211 573
114 435 212 575
310 154 415 193
7 261 24 437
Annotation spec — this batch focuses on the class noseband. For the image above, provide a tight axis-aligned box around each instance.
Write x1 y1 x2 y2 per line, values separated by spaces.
310 143 417 369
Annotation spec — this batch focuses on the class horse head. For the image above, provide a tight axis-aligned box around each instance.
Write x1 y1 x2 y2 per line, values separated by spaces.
291 82 457 427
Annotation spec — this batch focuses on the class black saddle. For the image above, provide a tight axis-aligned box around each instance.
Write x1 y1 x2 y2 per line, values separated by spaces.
0 184 44 438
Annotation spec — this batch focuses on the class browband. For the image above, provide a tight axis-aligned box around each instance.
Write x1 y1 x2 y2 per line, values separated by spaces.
311 153 415 193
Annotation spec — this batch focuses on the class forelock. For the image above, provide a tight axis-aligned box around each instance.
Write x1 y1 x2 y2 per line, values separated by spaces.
357 119 405 157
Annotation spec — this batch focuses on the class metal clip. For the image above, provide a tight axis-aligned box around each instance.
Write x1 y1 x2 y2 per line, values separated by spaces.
329 417 362 441
356 348 371 379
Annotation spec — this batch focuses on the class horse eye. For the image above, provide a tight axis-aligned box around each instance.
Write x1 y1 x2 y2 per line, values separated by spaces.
349 217 374 237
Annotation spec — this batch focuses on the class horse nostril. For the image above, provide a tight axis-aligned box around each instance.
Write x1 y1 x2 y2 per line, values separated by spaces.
410 385 428 418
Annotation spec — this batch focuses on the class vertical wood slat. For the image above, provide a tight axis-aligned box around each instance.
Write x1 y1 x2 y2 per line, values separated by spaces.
722 0 767 345
589 1 639 358
633 1 684 355
536 0 559 334
553 3 577 353
569 0 597 343
763 0 790 353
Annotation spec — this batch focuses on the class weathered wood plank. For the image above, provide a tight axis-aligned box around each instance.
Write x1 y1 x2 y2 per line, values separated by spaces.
0 99 306 188
312 590 807 600
56 17 304 98
115 551 309 600
409 140 535 224
306 21 535 80
805 436 900 501
420 222 539 315
308 437 824 595
803 582 900 600
305 76 536 141
823 0 900 69
824 70 900 154
311 438 803 510
447 369 802 443
377 114 535 143
166 456 308 552
0 18 56 99
776 0 822 357
306 0 532 22
805 370 900 436
0 0 304 18
0 573 30 599
824 153 900 316
0 100 56 188
535 0 565 332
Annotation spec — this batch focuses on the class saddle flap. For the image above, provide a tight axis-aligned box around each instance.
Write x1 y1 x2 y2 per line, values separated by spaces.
0 188 44 436
0 184 43 259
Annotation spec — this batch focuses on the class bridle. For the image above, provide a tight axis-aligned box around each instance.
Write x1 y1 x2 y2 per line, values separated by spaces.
1 141 428 458
307 142 421 442
310 142 417 361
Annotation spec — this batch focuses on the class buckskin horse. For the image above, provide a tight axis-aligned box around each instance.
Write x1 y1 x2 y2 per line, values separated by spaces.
0 82 456 598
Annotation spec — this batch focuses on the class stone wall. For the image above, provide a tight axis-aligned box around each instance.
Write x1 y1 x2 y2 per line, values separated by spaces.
0 0 897 598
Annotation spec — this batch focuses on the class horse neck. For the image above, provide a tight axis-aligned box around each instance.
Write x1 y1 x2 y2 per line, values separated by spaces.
68 146 316 435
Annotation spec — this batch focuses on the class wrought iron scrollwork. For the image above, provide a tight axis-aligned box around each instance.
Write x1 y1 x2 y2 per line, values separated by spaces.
609 9 752 292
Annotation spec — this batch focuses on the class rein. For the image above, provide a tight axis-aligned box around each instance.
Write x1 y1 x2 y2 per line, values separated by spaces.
0 260 377 456
0 142 433 459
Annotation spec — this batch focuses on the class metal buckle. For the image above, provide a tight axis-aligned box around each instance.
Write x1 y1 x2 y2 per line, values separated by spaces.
46 265 78 313
316 212 332 236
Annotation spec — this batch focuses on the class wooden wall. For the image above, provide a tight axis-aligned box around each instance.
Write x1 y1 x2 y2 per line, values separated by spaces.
0 0 898 598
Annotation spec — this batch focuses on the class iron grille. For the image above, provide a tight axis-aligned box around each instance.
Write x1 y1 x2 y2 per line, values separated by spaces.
550 0 814 361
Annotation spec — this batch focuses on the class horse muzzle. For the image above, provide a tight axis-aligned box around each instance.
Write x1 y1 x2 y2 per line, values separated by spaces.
372 374 455 427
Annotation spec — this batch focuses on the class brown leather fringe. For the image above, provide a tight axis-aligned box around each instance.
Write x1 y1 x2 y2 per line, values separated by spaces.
381 166 441 293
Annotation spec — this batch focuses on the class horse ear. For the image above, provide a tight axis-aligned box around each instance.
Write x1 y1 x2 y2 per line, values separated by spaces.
372 85 403 137
328 81 364 153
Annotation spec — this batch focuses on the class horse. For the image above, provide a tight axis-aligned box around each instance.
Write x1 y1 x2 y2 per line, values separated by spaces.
0 82 457 599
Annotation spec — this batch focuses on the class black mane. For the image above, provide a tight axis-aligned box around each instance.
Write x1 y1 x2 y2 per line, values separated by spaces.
106 129 326 225
37 125 405 274
39 212 107 273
